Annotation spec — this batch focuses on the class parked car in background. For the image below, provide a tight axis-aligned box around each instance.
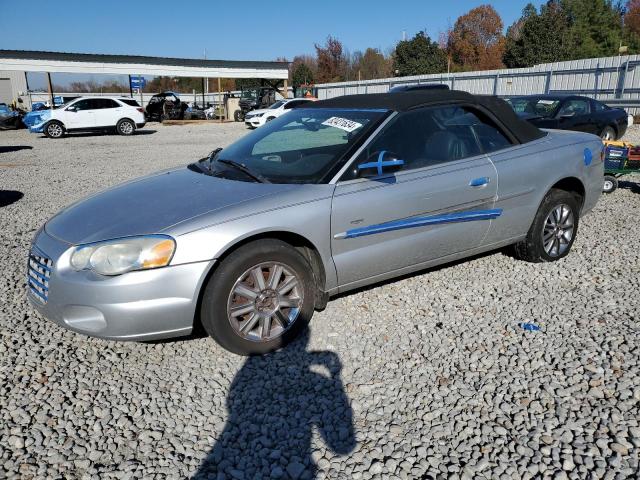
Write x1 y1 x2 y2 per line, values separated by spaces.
29 97 145 138
0 103 23 130
28 90 603 355
507 94 628 140
244 98 315 128
144 91 188 122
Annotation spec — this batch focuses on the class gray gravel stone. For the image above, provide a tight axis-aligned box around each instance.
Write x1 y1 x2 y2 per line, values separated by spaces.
1 123 639 479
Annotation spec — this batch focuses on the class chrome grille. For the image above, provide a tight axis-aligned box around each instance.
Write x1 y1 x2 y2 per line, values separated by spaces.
27 252 53 303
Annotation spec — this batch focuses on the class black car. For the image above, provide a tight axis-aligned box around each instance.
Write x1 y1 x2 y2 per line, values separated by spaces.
145 91 188 122
507 95 629 140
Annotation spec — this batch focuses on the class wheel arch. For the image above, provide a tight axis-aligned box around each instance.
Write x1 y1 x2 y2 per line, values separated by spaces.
550 176 586 209
192 230 328 332
117 117 136 126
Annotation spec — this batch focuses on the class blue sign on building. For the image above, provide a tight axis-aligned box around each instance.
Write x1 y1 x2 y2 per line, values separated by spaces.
130 76 146 89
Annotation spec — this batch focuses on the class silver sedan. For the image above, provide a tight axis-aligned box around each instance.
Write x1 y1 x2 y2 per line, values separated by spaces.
28 91 604 355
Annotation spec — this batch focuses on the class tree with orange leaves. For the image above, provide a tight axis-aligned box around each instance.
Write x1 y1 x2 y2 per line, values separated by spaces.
626 0 640 36
448 4 506 71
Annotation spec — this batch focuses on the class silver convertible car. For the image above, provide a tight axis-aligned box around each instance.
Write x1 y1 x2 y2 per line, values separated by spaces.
28 90 604 355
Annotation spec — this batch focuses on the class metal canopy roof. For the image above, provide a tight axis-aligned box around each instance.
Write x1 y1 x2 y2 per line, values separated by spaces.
0 50 289 79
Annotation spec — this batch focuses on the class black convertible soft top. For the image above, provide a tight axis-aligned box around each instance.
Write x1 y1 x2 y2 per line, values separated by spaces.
307 90 546 144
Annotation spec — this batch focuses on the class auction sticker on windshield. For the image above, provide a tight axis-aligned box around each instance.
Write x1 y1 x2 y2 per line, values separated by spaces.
322 117 363 132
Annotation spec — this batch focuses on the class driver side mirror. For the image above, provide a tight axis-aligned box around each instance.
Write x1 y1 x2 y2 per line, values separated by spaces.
357 151 404 177
66 106 78 112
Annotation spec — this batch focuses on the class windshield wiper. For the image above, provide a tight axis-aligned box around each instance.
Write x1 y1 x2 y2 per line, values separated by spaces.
217 158 270 184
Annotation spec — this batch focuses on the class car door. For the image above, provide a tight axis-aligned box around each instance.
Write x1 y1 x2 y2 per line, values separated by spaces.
330 105 500 289
63 99 96 129
556 98 595 134
93 98 121 127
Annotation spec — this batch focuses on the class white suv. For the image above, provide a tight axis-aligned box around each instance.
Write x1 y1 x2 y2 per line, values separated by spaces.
35 97 146 138
244 98 315 128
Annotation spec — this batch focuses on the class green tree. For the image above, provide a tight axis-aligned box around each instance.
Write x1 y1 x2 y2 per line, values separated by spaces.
561 0 624 58
393 31 447 76
504 2 574 67
291 62 314 87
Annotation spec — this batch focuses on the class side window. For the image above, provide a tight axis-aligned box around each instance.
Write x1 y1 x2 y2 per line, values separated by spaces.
284 101 301 110
101 99 120 109
464 109 513 153
592 100 609 112
345 105 511 180
70 100 93 111
558 99 590 116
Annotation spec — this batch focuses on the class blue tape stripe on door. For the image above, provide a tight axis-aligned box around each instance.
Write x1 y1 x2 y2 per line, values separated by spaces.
339 209 503 239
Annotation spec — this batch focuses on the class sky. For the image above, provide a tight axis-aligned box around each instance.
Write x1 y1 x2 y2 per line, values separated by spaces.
0 0 544 89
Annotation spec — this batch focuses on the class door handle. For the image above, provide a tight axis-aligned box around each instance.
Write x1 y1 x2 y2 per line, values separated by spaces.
469 177 490 187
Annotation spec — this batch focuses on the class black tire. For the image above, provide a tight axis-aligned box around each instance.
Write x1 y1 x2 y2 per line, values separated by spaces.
600 126 616 141
200 239 316 355
43 121 65 139
234 110 243 122
513 188 580 263
603 175 618 194
116 119 135 136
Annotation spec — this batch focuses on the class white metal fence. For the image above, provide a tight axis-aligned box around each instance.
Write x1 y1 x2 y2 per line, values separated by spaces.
315 54 640 113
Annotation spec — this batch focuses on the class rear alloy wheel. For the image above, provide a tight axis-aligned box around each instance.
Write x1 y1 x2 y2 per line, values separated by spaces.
201 239 315 355
600 126 616 141
513 189 580 263
117 119 135 136
603 175 618 194
44 121 64 139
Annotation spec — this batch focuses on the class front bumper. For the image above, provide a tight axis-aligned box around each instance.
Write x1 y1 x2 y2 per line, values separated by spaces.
27 229 213 341
245 116 262 128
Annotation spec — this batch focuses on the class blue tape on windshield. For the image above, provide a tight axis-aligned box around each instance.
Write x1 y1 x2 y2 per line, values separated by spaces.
336 209 503 239
358 150 405 176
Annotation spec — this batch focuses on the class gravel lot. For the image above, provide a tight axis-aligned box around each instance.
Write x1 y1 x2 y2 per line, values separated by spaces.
1 123 639 479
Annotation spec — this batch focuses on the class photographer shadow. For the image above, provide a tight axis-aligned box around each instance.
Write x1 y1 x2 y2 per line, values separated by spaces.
193 330 355 479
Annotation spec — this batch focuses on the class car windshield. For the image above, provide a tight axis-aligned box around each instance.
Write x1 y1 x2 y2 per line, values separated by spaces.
269 100 286 109
241 90 258 100
507 97 560 118
208 108 387 184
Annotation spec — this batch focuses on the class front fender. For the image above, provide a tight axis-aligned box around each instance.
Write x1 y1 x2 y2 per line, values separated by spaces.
170 195 338 291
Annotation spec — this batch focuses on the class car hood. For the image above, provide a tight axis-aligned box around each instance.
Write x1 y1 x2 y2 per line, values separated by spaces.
247 108 270 116
45 168 295 244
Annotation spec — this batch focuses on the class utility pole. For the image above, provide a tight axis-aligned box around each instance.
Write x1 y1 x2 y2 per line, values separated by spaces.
204 48 208 108
47 72 54 109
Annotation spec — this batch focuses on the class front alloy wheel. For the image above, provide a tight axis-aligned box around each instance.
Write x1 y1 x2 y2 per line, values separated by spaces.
45 122 64 138
200 239 315 355
227 262 303 342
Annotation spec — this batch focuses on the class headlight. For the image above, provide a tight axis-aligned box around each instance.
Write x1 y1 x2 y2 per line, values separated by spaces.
254 113 264 117
70 235 175 276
